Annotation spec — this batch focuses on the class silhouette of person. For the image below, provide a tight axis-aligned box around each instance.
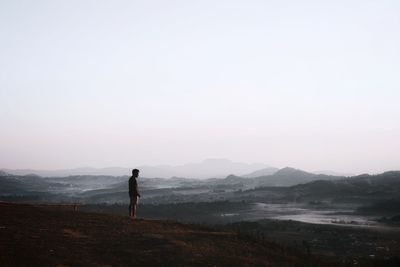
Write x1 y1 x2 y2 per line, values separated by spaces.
129 169 141 219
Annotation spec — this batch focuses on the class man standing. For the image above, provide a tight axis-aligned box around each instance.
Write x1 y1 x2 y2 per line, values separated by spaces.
129 169 141 219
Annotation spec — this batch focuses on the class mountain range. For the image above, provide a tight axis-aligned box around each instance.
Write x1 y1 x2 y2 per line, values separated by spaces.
2 159 357 179
2 167 400 218
1 159 272 178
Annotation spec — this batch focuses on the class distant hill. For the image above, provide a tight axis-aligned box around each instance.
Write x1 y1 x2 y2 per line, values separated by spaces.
242 167 279 178
0 172 126 195
0 176 28 194
1 167 132 178
138 159 272 178
2 159 272 178
291 170 400 197
0 202 325 267
199 167 343 189
0 174 53 194
251 167 342 187
3 167 400 207
313 170 354 176
274 167 316 179
243 170 400 204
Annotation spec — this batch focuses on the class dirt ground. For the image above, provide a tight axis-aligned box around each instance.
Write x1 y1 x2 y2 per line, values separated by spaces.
0 201 326 267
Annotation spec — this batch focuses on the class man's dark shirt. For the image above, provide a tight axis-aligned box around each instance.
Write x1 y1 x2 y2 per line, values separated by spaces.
129 176 139 197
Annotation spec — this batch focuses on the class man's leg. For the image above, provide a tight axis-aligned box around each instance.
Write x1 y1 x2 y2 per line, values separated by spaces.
132 196 139 218
132 203 137 218
129 197 134 217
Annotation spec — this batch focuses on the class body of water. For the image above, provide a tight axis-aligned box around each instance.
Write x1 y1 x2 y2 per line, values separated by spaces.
250 203 381 227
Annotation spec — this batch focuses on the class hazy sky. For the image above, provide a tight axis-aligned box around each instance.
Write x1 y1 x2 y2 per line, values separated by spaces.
1 0 399 174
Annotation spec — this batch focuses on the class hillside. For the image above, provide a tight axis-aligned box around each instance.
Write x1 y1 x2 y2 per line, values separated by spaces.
242 167 279 178
0 202 331 267
2 169 400 207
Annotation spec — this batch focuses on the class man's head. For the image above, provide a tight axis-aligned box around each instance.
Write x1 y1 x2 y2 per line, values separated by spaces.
132 169 140 178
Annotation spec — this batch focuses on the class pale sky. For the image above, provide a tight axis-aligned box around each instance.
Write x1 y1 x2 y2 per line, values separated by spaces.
1 0 400 174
